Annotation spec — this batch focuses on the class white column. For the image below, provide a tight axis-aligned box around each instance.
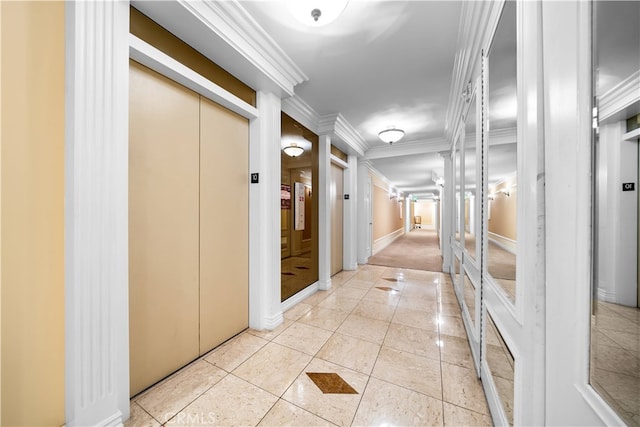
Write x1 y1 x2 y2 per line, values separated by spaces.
440 152 452 272
405 197 412 232
468 194 475 235
249 91 283 330
318 134 332 290
65 1 130 425
357 160 371 264
343 155 358 270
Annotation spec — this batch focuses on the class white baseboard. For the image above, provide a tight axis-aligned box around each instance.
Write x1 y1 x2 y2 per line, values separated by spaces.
373 228 404 255
488 232 516 254
597 287 616 303
281 281 319 313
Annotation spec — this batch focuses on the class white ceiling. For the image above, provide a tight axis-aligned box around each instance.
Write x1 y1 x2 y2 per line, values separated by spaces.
240 0 463 199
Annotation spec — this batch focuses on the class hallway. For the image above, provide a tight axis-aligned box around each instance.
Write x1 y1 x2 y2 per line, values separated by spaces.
368 230 443 272
126 265 491 426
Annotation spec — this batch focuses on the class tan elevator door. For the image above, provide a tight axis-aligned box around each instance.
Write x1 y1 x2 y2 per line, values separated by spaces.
129 60 200 396
330 163 344 275
199 97 249 353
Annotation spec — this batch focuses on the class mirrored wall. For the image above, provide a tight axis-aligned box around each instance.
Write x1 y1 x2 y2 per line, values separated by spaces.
281 113 319 301
590 1 640 425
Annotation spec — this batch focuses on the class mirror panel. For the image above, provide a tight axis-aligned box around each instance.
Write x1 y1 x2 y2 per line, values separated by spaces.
464 92 478 262
486 313 515 426
463 272 475 328
486 0 517 304
590 1 640 424
455 144 462 243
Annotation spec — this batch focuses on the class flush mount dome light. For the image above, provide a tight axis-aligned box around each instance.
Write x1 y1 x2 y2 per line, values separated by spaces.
286 0 349 27
283 142 304 157
378 128 405 144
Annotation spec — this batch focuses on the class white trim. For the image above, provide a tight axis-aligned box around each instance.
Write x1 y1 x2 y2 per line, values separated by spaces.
365 137 449 160
281 282 319 313
488 232 516 254
623 127 640 141
132 0 307 97
330 155 349 169
318 134 332 292
599 70 640 123
129 34 258 120
596 287 616 303
372 228 404 255
282 95 320 134
65 1 130 425
343 156 358 271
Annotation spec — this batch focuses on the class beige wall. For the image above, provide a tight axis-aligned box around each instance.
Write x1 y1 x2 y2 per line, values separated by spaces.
414 201 435 226
1 2 66 425
489 179 517 240
372 179 403 240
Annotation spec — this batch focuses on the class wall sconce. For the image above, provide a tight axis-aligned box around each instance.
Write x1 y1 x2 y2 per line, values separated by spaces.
435 177 445 187
389 191 397 200
499 189 511 197
488 195 495 201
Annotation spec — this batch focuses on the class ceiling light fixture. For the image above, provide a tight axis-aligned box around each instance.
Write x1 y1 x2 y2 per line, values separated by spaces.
378 128 405 144
286 0 349 27
283 143 304 157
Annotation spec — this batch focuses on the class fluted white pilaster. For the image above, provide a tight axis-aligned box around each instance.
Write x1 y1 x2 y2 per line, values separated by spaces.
249 91 283 329
343 156 358 270
65 1 130 425
440 152 452 273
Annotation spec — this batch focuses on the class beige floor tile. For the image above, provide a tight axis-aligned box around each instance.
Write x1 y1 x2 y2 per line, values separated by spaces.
601 328 640 354
372 346 442 400
592 344 640 378
494 375 514 424
439 315 467 339
442 362 489 415
303 290 333 306
392 307 440 333
318 294 361 313
284 302 314 321
167 374 277 426
298 306 350 331
282 358 368 427
383 323 441 360
440 335 475 370
317 333 381 375
233 341 312 396
125 403 160 427
443 402 492 426
402 284 438 301
362 287 401 306
352 300 397 322
332 287 369 300
136 360 227 421
353 270 383 283
440 302 463 318
486 344 515 381
258 399 337 426
352 377 444 427
204 332 269 372
247 318 293 341
342 279 376 290
397 295 438 313
273 322 333 356
336 314 390 344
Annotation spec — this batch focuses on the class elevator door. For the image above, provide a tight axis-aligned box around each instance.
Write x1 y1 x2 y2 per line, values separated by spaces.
199 97 249 353
129 61 200 396
330 163 344 275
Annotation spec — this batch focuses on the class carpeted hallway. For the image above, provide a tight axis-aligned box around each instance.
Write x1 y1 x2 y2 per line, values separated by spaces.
367 229 443 272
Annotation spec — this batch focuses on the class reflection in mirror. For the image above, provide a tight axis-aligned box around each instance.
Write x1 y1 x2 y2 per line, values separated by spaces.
455 145 462 243
281 113 319 301
486 313 515 425
464 92 478 262
590 2 640 425
453 256 461 291
486 1 517 303
463 273 475 327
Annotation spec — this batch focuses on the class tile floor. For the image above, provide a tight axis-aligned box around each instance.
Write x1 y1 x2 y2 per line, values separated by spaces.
126 265 492 427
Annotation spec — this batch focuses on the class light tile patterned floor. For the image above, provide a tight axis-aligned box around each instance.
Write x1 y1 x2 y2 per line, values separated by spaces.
126 265 492 427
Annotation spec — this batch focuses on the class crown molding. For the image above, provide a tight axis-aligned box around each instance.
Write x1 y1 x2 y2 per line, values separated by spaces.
282 95 321 133
487 127 517 145
132 0 308 97
599 70 640 123
365 137 450 160
319 113 368 157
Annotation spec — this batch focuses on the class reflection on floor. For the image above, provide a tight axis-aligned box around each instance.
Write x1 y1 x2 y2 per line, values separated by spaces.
126 266 493 426
281 255 316 301
591 300 640 427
